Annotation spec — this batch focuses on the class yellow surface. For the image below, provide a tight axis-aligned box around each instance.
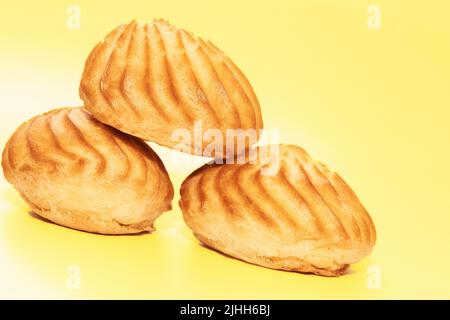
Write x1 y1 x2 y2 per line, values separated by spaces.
1 0 450 299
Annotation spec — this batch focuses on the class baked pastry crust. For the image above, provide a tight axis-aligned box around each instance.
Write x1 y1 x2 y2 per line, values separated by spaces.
2 107 174 234
179 144 376 276
80 19 263 158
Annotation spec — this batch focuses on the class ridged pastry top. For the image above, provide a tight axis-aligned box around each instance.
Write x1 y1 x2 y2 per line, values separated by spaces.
80 19 263 157
2 107 174 234
2 107 169 184
180 144 376 275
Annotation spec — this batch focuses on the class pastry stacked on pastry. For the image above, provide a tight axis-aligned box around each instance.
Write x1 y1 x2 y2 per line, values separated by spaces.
80 19 263 158
2 20 261 234
1 19 375 275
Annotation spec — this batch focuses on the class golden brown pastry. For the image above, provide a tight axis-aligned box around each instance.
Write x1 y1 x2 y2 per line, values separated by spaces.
80 19 263 158
2 107 174 234
179 144 376 276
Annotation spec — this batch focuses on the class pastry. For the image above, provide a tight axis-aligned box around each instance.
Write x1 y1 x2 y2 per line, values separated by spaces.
80 19 263 158
2 107 174 234
179 144 376 276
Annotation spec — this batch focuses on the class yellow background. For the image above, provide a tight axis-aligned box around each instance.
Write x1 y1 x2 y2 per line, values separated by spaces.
1 0 449 299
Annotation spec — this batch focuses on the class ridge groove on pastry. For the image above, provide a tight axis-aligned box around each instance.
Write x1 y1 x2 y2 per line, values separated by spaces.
80 19 263 158
179 144 376 276
199 39 254 128
255 169 306 234
154 25 184 119
212 41 261 126
47 113 78 161
120 23 140 118
333 172 376 245
153 22 193 123
278 168 324 236
308 162 362 242
2 107 174 235
177 30 221 127
64 109 108 174
181 30 240 129
85 24 127 111
141 23 171 122
103 21 140 118
235 164 280 230
100 25 127 111
157 22 217 125
298 161 350 241
198 37 246 129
